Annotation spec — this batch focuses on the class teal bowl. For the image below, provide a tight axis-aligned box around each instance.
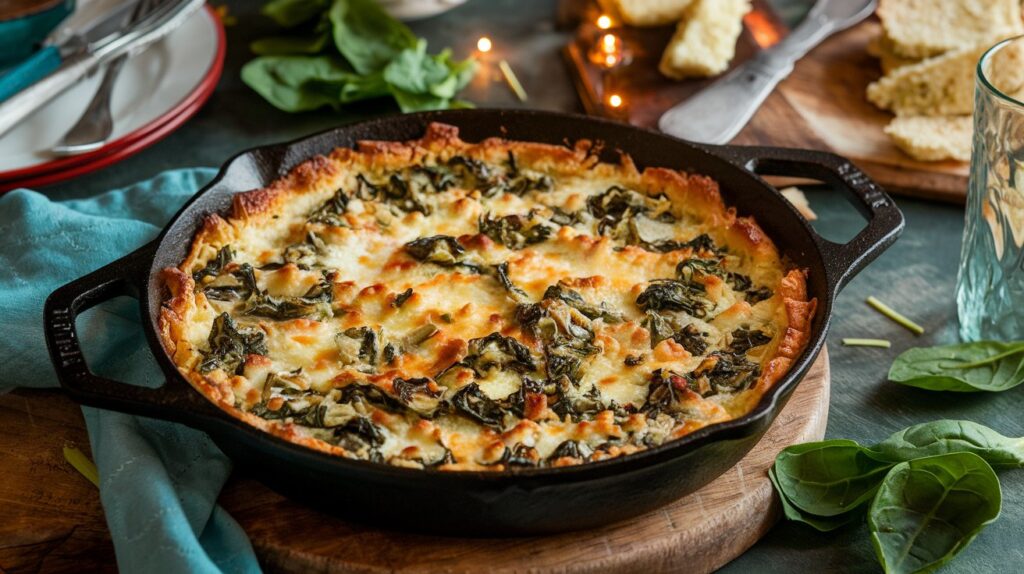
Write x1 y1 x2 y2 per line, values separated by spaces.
0 0 74 69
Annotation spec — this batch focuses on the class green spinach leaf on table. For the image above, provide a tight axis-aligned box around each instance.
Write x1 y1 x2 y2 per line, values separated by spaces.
871 420 1024 469
869 452 1001 574
244 0 476 113
772 439 894 520
888 341 1024 392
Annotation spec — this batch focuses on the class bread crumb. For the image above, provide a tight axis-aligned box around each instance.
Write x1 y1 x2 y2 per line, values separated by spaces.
780 187 817 221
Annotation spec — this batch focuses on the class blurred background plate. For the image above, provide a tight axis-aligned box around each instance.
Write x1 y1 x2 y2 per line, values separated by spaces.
380 0 468 20
0 0 225 188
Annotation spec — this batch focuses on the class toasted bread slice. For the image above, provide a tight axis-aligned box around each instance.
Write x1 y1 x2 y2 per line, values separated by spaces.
885 115 973 162
659 0 751 79
597 0 695 27
867 35 1024 116
867 30 921 74
877 0 1022 59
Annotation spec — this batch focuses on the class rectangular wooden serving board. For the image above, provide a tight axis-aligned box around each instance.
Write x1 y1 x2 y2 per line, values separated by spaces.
563 3 970 204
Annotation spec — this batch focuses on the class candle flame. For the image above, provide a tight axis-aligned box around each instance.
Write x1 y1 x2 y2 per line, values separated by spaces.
477 37 493 53
608 94 624 108
601 33 618 53
597 14 613 30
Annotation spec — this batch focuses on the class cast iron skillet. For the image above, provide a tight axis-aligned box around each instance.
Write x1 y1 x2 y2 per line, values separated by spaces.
44 110 903 535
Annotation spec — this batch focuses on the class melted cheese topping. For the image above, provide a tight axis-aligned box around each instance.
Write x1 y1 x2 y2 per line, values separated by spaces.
161 125 814 471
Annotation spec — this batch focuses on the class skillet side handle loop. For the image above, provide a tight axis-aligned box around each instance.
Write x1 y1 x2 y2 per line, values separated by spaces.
724 145 905 293
43 242 208 424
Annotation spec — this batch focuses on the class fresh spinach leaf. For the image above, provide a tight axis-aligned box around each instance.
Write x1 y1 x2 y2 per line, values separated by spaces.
889 341 1024 392
869 452 1001 574
262 0 329 27
328 0 417 75
772 439 895 518
870 420 1024 469
241 55 353 112
768 465 861 532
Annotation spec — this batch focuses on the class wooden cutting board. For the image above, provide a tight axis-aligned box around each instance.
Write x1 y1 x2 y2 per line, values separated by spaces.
564 3 970 203
0 351 829 574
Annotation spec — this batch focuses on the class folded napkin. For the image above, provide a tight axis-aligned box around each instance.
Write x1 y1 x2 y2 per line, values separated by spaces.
0 170 262 574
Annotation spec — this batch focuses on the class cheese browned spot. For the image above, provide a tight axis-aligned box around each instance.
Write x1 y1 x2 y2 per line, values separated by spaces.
159 123 816 471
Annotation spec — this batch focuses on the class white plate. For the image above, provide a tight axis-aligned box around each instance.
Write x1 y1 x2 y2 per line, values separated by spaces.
0 0 222 176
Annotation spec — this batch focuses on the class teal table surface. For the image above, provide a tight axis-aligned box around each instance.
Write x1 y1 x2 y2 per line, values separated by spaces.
33 1 1024 572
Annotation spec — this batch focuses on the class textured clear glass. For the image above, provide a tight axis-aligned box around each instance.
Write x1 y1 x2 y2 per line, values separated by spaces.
957 36 1024 341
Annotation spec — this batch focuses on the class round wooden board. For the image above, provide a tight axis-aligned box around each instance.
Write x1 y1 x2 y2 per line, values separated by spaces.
219 349 831 574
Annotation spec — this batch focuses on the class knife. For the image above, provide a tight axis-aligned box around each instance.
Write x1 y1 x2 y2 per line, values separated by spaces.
0 0 204 138
658 0 876 145
0 1 138 104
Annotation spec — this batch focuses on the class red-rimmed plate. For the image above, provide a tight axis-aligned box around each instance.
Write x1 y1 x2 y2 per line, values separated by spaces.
0 1 225 189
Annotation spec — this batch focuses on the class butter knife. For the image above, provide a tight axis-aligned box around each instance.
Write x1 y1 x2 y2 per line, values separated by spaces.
0 0 204 138
658 0 876 145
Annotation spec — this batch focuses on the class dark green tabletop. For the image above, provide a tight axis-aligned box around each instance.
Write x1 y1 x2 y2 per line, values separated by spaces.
36 1 1024 572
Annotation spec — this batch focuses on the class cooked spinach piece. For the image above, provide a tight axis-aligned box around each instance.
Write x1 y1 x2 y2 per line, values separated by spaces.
728 328 772 354
587 185 657 220
549 440 591 461
644 311 676 349
635 279 711 318
642 369 692 416
549 207 580 226
447 155 494 190
338 326 380 366
332 417 386 457
203 263 259 302
199 313 268 374
624 354 645 366
410 164 456 193
696 352 761 394
545 337 599 384
308 188 350 226
478 212 553 249
542 284 623 323
382 342 399 364
888 340 1024 392
493 262 529 302
549 380 605 419
392 288 413 308
281 231 327 269
244 272 334 320
404 235 481 272
193 245 234 283
451 383 509 429
337 382 405 412
462 332 536 375
383 173 431 215
403 324 439 347
501 443 540 467
392 377 442 403
675 324 709 355
250 390 324 424
745 286 774 304
869 452 1001 574
502 376 544 419
354 173 380 200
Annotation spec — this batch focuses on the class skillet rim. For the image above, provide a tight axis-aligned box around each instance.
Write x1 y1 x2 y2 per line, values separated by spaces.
141 109 844 481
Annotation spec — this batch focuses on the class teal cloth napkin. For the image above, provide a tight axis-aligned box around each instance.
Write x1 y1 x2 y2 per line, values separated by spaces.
0 169 262 574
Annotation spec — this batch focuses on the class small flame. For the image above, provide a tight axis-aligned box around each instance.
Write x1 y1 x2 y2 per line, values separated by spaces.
477 37 493 53
600 33 618 53
596 14 613 30
608 94 624 109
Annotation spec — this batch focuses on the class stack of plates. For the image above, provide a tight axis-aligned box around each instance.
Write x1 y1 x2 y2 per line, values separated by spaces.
0 3 225 192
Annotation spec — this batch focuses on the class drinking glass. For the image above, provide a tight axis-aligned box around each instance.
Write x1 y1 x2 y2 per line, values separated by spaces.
957 36 1024 341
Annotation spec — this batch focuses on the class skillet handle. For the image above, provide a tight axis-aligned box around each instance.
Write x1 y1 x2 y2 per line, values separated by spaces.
43 242 215 424
720 145 905 293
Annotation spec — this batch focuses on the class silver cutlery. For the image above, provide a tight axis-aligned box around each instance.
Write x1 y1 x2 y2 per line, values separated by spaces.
658 0 877 145
51 0 164 156
0 0 203 138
